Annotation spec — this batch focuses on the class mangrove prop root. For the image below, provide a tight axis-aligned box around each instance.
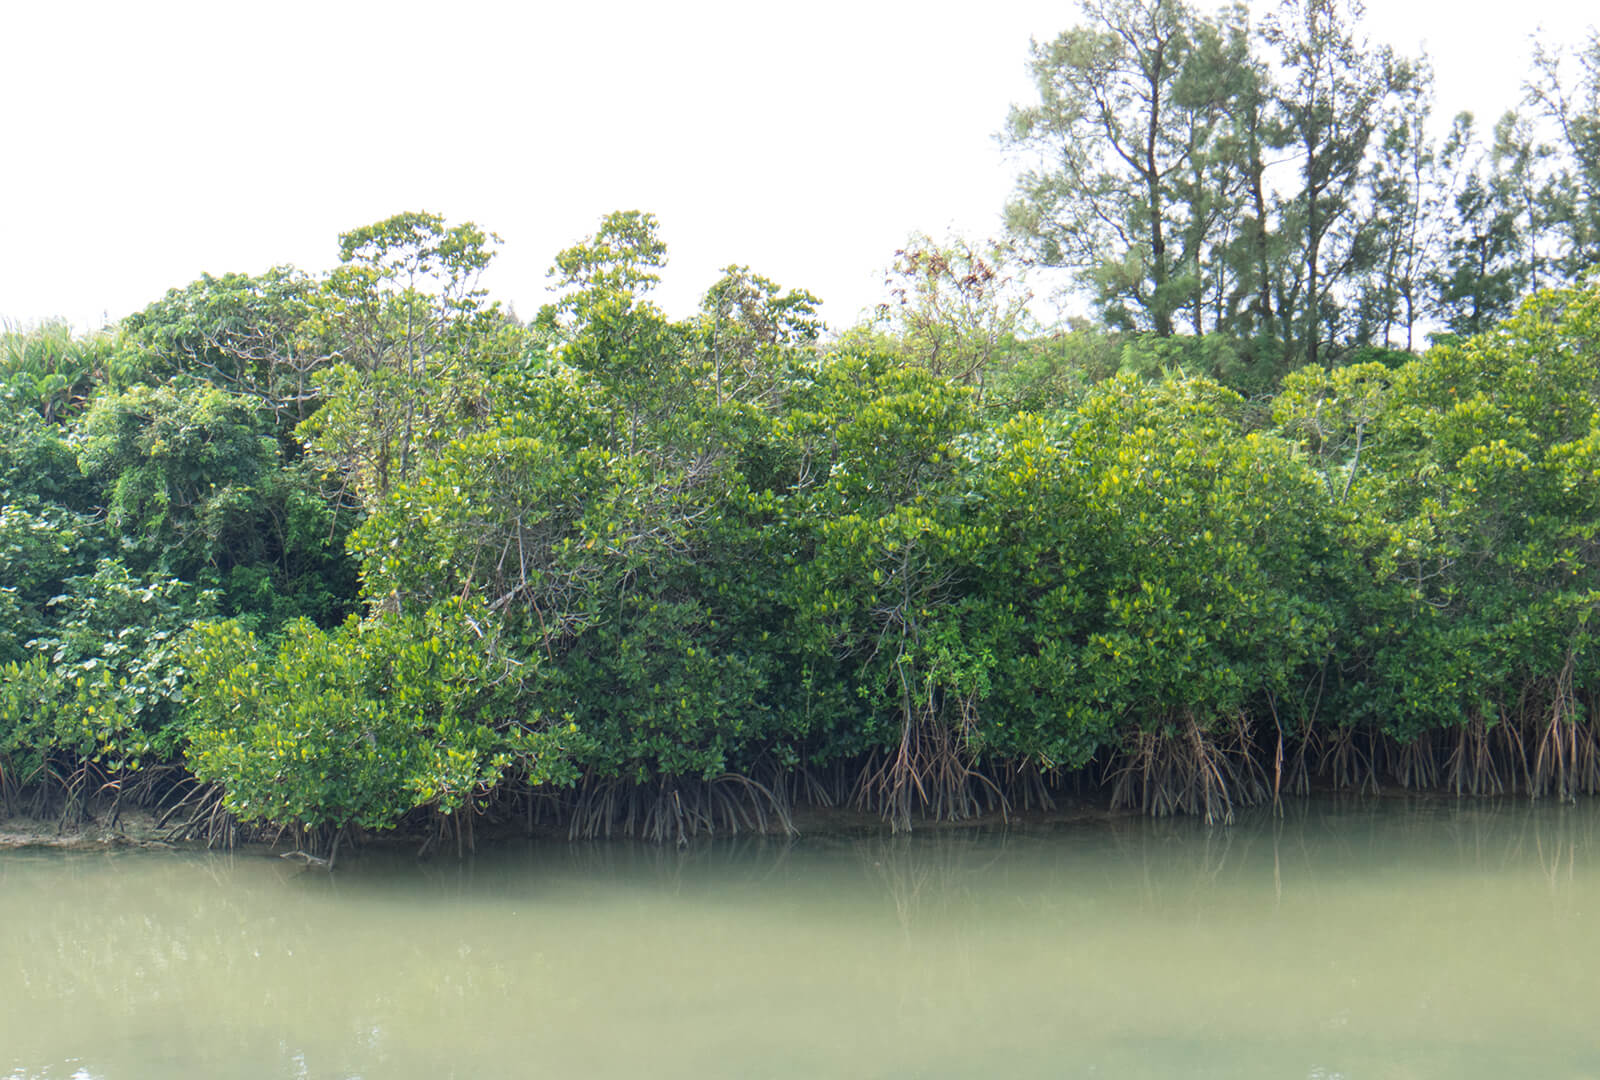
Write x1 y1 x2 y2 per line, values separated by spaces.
1321 725 1381 795
565 771 795 844
1285 719 1320 797
1001 761 1057 814
1444 715 1505 797
1109 713 1265 826
1390 731 1440 790
851 691 1007 833
1532 715 1600 802
787 766 836 810
156 782 241 848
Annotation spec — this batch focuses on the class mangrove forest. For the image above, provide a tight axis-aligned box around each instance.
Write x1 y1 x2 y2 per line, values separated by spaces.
4 0 1600 855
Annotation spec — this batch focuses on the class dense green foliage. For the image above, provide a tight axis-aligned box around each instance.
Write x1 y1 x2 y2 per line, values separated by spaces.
3 7 1600 846
1003 0 1600 380
183 601 568 833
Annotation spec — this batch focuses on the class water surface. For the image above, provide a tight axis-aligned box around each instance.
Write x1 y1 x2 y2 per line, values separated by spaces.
5 798 1600 1078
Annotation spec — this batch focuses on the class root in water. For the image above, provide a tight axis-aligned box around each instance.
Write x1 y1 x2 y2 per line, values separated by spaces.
1109 712 1265 826
1000 760 1058 814
1320 724 1381 794
156 781 241 848
1531 665 1600 801
1388 730 1440 790
566 771 795 844
1444 714 1506 797
850 689 1006 833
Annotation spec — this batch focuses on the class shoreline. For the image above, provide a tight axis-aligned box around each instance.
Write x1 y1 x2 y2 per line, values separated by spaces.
0 786 1532 856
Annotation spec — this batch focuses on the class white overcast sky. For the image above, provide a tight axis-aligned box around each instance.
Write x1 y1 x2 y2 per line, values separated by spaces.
1 1 1594 333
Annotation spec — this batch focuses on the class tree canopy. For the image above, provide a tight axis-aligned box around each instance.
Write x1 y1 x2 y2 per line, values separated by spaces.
3 5 1600 848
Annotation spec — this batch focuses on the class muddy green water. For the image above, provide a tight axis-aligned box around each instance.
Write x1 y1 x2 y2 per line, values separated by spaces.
4 798 1600 1079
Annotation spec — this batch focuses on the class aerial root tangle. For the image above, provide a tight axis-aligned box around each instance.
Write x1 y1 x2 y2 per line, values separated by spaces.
1109 712 1264 826
58 758 101 831
566 771 794 844
1001 760 1057 814
9 753 121 831
851 691 1005 833
1389 730 1440 790
417 808 476 858
1321 724 1380 794
156 781 240 848
1444 714 1506 796
1285 727 1318 796
1531 661 1600 801
785 765 837 811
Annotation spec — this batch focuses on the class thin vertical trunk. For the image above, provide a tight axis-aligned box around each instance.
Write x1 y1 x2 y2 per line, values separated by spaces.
1306 187 1322 369
1250 126 1273 332
1147 61 1173 337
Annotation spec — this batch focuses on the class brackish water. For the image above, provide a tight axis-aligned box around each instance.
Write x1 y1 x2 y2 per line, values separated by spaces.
5 798 1600 1079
